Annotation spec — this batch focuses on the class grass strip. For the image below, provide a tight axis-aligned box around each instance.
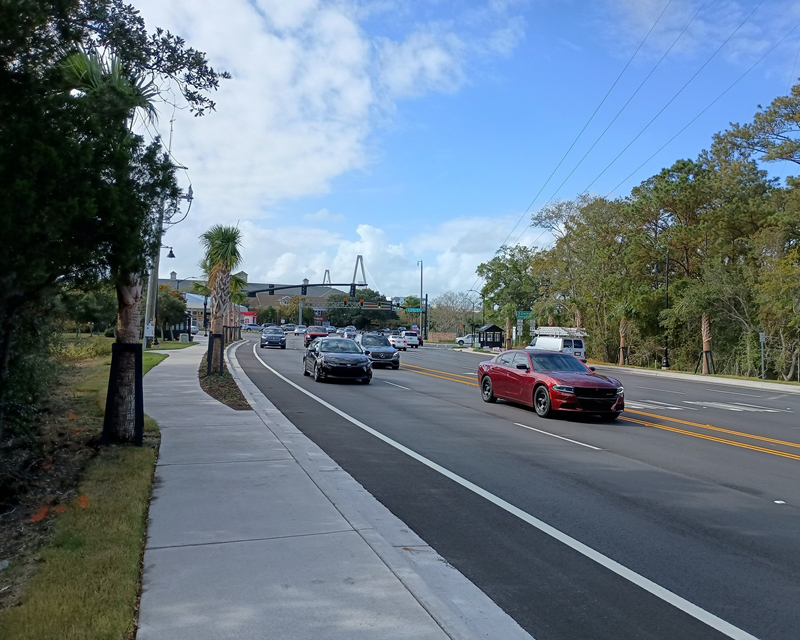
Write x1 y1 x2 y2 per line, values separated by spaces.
145 340 198 351
0 446 156 640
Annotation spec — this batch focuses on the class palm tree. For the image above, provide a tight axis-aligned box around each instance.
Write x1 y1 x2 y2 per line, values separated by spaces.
61 49 171 444
200 225 243 373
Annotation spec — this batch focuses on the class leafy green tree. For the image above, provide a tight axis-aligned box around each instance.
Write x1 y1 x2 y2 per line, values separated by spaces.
59 284 118 334
156 285 187 339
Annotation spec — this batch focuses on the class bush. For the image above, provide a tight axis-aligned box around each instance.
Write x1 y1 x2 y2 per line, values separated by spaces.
50 337 113 362
104 327 115 338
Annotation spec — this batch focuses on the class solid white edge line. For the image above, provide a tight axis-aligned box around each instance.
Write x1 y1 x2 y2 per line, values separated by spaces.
249 343 759 640
384 381 411 390
512 423 602 450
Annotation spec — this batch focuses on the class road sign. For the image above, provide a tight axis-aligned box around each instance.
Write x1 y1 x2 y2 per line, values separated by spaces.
759 331 766 344
405 307 423 313
516 310 533 319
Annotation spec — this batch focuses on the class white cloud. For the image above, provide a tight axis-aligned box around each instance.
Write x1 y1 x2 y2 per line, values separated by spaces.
130 0 530 297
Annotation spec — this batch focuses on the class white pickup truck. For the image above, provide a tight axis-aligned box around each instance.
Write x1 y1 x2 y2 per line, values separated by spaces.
402 330 420 348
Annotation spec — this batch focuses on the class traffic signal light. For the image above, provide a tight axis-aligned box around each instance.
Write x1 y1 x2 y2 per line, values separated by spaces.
377 301 382 309
301 285 307 295
343 297 348 306
359 299 364 308
268 284 274 295
349 284 356 296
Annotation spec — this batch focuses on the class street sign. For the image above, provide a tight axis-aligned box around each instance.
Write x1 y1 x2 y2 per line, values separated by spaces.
516 310 533 319
759 331 766 344
144 323 155 338
405 307 423 313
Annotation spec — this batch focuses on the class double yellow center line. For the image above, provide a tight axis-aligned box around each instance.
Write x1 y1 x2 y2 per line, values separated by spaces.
399 363 800 462
400 362 479 387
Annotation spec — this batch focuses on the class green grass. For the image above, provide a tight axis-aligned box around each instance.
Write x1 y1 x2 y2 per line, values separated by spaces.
0 447 156 640
0 349 168 638
587 359 800 386
145 340 198 351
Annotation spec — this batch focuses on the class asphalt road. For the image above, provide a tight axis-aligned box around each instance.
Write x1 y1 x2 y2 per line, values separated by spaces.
235 335 800 640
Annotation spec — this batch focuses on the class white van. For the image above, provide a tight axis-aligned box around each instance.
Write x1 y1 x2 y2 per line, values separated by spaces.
525 327 587 362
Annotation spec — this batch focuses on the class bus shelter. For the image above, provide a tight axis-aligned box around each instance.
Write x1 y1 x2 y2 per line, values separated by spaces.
477 324 504 349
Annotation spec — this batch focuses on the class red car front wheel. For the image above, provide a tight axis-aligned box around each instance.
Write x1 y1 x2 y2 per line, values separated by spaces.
534 386 552 418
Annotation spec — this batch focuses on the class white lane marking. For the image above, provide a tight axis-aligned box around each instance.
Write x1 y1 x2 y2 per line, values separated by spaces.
704 388 762 398
625 400 692 411
249 343 758 640
732 402 793 413
513 423 601 450
775 501 786 504
766 394 788 401
684 401 781 413
638 386 686 395
384 381 410 390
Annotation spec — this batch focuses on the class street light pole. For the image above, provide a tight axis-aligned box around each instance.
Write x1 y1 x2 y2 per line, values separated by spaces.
468 289 484 327
662 248 670 370
417 260 423 339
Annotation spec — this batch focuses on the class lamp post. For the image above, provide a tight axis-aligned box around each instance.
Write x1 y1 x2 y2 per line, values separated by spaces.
417 260 424 339
143 244 176 347
662 248 670 369
468 289 484 327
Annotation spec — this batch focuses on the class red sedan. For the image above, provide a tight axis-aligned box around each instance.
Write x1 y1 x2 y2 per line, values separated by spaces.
477 350 624 419
304 326 329 347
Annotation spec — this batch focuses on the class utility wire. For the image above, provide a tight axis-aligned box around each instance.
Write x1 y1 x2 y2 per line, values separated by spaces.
577 0 766 196
467 0 673 295
605 18 800 198
518 0 711 242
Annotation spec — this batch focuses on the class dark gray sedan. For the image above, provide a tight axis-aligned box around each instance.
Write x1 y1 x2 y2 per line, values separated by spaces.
303 338 372 383
356 333 399 369
260 327 286 349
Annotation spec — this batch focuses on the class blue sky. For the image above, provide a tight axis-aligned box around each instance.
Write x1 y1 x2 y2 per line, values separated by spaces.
133 0 800 300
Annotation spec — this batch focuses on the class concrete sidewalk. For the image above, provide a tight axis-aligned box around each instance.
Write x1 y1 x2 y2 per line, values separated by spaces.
137 336 530 640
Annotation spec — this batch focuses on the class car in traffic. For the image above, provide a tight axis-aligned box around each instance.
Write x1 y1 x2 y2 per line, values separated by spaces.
343 327 357 339
387 331 407 351
477 350 624 419
294 325 307 335
283 323 297 333
304 325 329 347
243 323 262 331
456 334 476 346
191 320 199 335
401 330 420 348
355 333 399 369
260 326 287 349
302 337 372 383
326 326 337 333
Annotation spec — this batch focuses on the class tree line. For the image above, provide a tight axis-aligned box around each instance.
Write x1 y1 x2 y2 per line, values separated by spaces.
475 81 800 380
0 0 227 440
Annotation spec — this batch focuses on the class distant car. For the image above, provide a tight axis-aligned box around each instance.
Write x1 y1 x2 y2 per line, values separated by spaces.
294 325 307 335
283 323 297 333
456 334 476 346
191 320 199 335
356 333 399 369
402 330 419 348
343 328 357 339
335 327 345 335
388 332 407 351
260 326 287 349
303 338 372 383
304 325 329 347
326 326 337 333
477 350 624 419
243 323 261 331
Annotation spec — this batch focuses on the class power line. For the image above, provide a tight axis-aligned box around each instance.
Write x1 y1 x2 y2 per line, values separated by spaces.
577 0 766 196
604 18 800 198
522 0 711 236
467 0 673 295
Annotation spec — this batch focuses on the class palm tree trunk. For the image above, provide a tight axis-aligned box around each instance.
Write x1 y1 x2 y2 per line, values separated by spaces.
209 267 230 374
619 316 628 366
701 313 712 374
108 276 143 443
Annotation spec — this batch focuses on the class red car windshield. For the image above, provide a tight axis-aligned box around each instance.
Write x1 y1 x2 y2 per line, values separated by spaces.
529 353 589 372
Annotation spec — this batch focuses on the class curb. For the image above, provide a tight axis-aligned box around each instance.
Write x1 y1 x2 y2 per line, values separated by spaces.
224 339 532 640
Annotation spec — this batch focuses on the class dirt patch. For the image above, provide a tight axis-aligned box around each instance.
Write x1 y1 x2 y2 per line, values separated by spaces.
198 354 251 411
